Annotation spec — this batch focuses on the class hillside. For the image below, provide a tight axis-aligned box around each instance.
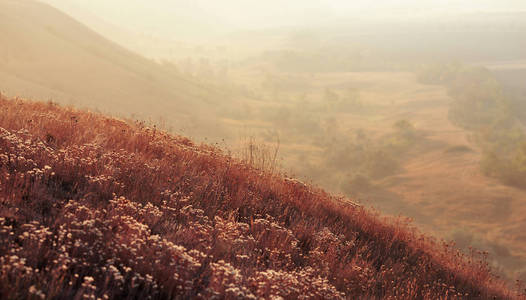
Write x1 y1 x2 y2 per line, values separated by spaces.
0 95 519 299
0 0 221 132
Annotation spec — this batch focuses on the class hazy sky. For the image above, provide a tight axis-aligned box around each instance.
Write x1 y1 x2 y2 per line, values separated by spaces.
42 0 526 40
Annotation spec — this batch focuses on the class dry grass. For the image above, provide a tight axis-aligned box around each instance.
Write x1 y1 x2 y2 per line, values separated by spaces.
238 135 281 174
0 95 521 299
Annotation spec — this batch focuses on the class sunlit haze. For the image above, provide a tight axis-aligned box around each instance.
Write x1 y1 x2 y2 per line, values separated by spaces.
42 0 526 40
2 0 526 298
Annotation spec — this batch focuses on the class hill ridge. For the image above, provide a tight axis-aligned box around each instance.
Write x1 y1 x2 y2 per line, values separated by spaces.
0 0 223 128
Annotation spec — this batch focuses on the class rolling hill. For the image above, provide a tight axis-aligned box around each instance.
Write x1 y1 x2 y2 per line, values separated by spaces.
0 0 223 133
0 95 519 299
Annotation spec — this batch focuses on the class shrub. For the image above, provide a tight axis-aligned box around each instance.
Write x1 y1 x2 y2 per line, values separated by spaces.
444 145 473 154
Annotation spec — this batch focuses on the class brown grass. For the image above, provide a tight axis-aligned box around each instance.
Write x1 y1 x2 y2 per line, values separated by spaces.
0 95 521 299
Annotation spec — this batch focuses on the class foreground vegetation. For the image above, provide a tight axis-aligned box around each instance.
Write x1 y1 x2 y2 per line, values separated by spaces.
0 96 521 299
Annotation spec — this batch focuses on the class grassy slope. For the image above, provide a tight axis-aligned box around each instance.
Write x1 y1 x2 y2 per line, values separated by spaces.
0 96 517 299
0 0 222 126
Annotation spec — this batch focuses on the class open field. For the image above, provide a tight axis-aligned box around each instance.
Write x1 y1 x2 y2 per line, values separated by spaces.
207 66 526 280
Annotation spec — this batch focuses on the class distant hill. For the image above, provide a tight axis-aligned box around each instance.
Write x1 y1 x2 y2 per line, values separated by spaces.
0 0 220 128
0 95 516 299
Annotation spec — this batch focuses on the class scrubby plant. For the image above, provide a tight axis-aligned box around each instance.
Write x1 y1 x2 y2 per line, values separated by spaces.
444 145 473 154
